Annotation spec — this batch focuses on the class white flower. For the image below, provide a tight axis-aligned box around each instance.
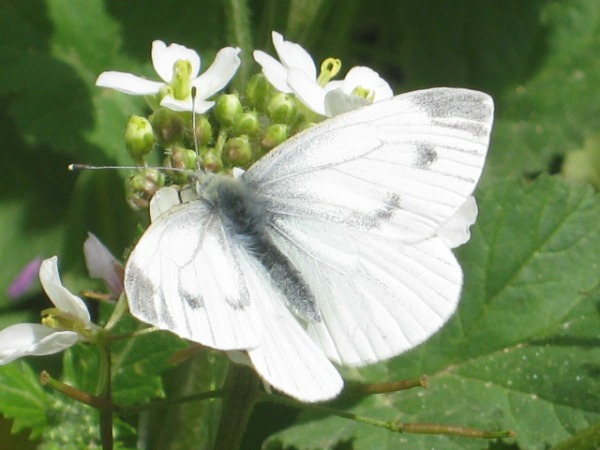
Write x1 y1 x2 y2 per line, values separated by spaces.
96 40 241 114
0 257 92 365
253 31 393 116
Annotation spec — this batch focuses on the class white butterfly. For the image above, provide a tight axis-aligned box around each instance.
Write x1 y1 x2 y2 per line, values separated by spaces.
125 88 494 402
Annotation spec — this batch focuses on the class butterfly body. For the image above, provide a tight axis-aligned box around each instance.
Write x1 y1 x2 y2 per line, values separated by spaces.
197 173 321 322
125 88 494 401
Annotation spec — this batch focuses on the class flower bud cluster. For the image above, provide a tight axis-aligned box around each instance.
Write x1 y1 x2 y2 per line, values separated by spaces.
95 33 393 209
121 75 319 206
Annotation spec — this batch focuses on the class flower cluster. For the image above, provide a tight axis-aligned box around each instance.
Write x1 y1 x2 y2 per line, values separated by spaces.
93 33 394 208
254 31 393 116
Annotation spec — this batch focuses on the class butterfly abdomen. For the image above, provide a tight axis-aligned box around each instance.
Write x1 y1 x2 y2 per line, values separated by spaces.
204 175 321 324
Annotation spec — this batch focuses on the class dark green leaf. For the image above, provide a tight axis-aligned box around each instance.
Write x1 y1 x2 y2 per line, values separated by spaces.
0 363 48 438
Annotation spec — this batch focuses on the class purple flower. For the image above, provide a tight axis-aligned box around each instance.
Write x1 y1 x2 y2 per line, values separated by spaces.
7 257 43 299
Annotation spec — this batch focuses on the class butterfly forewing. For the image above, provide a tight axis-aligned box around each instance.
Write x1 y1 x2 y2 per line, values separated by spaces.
125 200 261 350
245 88 493 241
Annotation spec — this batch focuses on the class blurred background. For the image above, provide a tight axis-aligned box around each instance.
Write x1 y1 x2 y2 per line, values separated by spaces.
0 0 598 448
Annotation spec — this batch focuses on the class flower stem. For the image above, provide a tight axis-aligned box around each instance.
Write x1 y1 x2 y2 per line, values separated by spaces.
40 371 115 411
213 364 260 450
258 392 515 439
223 0 253 89
345 375 429 395
110 326 159 342
99 344 113 450
120 388 226 414
104 292 129 331
139 351 228 450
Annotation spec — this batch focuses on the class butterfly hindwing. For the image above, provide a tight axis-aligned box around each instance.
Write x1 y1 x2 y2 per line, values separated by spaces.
239 256 343 401
265 215 461 366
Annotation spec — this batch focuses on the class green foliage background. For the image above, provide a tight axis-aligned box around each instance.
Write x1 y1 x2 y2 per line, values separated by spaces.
0 0 599 449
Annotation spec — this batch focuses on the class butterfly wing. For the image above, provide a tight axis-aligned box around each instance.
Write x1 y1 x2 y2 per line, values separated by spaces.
244 88 493 366
239 256 343 401
125 195 262 351
125 189 343 401
265 216 461 366
245 88 493 242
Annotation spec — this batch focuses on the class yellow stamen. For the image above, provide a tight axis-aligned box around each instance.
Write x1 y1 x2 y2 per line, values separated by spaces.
317 58 342 86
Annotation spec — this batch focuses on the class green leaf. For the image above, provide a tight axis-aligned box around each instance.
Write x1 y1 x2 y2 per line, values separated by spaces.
483 0 600 183
0 363 48 438
551 420 600 450
0 0 137 303
266 177 600 450
62 321 187 407
110 329 188 406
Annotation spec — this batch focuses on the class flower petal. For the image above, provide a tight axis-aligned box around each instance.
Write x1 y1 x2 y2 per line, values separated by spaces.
84 233 124 298
271 31 317 80
438 196 478 248
324 88 370 116
192 47 241 100
287 67 326 116
0 323 78 364
149 186 182 223
152 40 201 83
340 66 394 101
96 71 164 95
253 50 293 93
39 257 91 323
160 95 215 114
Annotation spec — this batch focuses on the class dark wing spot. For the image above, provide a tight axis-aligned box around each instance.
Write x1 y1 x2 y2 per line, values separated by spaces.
374 192 401 222
418 89 492 122
414 143 437 169
127 263 174 328
182 293 204 309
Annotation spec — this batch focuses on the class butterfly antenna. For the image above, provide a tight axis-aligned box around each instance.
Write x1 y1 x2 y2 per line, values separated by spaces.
68 164 143 171
68 163 191 174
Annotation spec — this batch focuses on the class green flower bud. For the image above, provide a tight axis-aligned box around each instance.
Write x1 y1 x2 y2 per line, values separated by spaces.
170 146 198 170
127 169 165 210
262 124 289 150
200 147 224 173
193 116 213 146
150 107 186 146
223 136 253 168
125 116 154 164
246 73 272 111
214 93 243 128
233 111 261 137
267 93 297 124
